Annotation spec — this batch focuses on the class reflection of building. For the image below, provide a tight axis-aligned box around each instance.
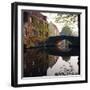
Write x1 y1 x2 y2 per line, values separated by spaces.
23 11 49 48
48 21 59 37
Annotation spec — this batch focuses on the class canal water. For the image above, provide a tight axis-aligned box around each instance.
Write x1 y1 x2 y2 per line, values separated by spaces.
24 48 79 77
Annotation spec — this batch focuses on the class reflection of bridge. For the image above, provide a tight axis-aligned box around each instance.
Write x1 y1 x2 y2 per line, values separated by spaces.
45 35 80 56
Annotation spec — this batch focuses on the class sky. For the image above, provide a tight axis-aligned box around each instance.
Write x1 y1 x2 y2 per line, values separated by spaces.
41 12 78 36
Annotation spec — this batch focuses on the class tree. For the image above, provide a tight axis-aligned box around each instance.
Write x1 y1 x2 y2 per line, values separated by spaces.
54 13 78 29
60 26 72 36
72 31 78 36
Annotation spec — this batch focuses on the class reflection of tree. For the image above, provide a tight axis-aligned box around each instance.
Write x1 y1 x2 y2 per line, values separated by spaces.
24 48 49 77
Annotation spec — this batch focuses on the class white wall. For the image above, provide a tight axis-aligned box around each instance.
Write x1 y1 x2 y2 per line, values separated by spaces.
0 0 89 89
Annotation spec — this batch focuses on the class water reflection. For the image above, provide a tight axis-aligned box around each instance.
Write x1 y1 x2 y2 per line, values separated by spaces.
47 56 79 76
23 47 79 77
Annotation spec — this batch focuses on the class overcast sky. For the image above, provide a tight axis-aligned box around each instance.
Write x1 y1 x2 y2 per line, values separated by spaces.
41 12 78 36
